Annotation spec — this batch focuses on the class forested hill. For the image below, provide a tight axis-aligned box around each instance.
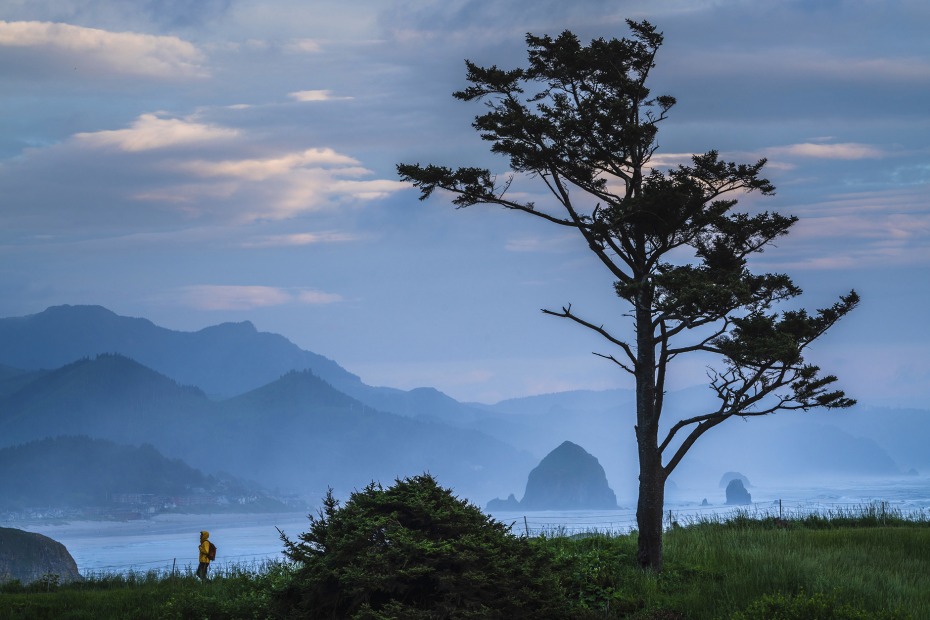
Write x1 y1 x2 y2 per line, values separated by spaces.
0 354 214 452
0 305 489 427
0 354 533 503
0 304 359 398
0 436 287 513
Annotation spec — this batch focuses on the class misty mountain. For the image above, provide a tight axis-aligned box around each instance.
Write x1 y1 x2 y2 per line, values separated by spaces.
0 305 921 507
0 364 46 401
0 436 282 512
683 417 901 482
0 305 359 398
485 388 638 417
0 363 23 382
0 354 213 458
348 385 485 426
0 354 533 502
0 305 490 426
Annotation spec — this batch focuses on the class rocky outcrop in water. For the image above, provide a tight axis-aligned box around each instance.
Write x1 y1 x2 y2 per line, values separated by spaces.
488 441 617 511
486 493 521 511
725 479 752 505
0 527 81 584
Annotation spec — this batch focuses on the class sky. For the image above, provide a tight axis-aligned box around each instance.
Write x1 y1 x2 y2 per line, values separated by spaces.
0 0 928 406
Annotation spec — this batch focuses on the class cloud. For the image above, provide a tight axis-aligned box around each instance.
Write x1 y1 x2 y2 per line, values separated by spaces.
646 152 699 169
767 142 884 160
180 285 342 310
297 290 343 304
0 20 207 78
289 89 352 102
236 171 407 219
505 234 577 253
287 39 323 53
755 186 930 270
74 113 239 152
802 55 930 83
176 146 408 219
183 148 360 180
668 44 930 86
242 231 362 248
0 0 235 31
2 106 408 228
326 178 409 201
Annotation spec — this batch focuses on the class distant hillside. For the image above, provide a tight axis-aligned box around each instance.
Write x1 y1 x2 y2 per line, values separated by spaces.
0 305 360 398
213 369 536 500
1 305 915 507
0 363 23 381
0 354 214 454
0 436 284 513
0 355 533 503
0 364 46 401
0 305 490 426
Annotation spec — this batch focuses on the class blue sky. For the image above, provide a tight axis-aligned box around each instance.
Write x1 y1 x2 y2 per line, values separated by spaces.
1 0 928 406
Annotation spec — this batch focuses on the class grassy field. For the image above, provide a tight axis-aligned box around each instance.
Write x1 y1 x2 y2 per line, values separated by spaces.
0 563 284 620
2 510 928 619
545 517 929 618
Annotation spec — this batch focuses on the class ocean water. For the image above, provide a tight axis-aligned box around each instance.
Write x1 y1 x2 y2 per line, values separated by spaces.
9 476 930 576
494 476 930 537
10 512 312 574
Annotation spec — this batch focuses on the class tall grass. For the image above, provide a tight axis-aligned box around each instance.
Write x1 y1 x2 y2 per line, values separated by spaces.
1 508 927 619
544 507 929 618
0 560 290 620
664 524 929 616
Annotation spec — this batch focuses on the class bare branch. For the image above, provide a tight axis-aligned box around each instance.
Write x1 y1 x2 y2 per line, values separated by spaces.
542 304 637 367
593 352 636 375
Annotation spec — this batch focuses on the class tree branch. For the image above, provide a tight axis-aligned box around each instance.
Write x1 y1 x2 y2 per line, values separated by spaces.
542 304 637 367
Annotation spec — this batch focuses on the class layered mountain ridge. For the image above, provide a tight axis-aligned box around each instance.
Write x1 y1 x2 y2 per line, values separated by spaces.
0 304 921 509
0 351 531 502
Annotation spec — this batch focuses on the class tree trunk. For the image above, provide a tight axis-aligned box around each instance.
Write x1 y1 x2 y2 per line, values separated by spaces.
636 443 666 570
634 286 664 570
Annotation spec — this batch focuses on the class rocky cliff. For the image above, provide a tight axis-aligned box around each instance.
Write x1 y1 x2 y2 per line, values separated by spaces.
496 441 618 511
725 479 752 505
0 527 81 584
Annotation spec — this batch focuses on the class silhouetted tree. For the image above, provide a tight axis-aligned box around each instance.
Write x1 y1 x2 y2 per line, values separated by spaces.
398 20 858 571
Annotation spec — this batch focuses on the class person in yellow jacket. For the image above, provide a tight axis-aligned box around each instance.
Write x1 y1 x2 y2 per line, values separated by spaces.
196 530 212 581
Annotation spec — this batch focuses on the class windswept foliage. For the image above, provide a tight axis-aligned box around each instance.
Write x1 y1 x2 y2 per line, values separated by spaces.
275 474 572 619
398 20 857 569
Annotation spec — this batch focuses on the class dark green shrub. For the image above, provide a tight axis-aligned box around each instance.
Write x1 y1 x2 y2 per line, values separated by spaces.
731 591 911 620
544 534 645 615
274 474 572 619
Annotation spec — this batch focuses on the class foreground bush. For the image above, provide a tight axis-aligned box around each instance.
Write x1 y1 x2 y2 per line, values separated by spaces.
274 474 572 619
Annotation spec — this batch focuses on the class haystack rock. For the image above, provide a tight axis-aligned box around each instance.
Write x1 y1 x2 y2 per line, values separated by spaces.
0 527 82 584
519 441 618 510
725 479 752 506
